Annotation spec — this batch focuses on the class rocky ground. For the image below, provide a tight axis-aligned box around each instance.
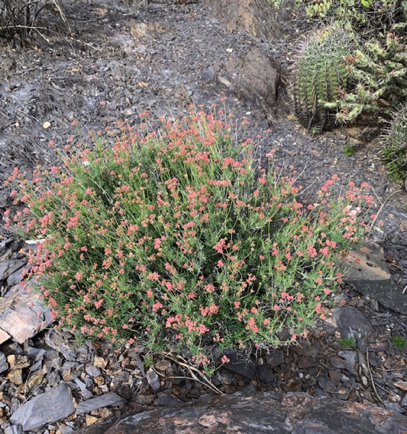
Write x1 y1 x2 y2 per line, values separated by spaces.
0 0 407 432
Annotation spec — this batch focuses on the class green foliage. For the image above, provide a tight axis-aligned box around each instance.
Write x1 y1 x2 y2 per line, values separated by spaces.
5 110 373 372
143 356 154 369
267 0 283 8
337 29 407 122
343 143 357 156
338 336 356 347
292 25 354 131
297 0 403 34
381 104 407 183
392 335 407 350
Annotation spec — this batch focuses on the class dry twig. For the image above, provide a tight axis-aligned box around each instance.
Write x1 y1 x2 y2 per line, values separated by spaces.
163 353 224 395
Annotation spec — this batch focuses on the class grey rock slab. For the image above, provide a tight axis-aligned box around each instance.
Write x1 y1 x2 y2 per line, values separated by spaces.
0 292 52 343
44 330 77 361
157 393 182 406
74 378 93 400
257 364 276 385
345 241 407 314
9 383 75 431
85 365 101 377
0 259 26 281
0 351 9 373
76 393 126 415
0 327 10 344
265 349 285 367
333 306 373 341
74 391 407 434
6 265 29 287
338 350 358 376
221 349 257 380
146 368 161 392
5 426 24 434
384 400 406 414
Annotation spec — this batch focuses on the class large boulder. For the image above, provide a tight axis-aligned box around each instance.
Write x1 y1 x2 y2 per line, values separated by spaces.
220 47 284 113
76 391 407 433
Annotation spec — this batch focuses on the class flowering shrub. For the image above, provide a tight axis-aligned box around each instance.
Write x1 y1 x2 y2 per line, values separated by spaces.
4 109 374 369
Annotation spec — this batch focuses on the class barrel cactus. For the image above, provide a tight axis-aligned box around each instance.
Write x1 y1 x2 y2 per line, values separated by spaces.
291 25 354 132
381 104 407 184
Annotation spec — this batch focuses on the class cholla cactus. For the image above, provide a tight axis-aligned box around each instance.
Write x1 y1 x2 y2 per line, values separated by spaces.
337 28 407 122
291 25 354 132
381 104 407 183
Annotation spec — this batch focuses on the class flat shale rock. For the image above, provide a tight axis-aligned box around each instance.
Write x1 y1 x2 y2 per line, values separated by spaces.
0 350 8 373
0 292 52 344
9 382 75 431
333 306 373 340
345 242 407 314
75 391 407 434
76 393 126 415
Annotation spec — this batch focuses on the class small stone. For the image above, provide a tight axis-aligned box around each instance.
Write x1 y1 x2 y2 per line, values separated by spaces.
85 365 101 377
395 381 407 392
94 376 105 386
384 401 405 414
155 359 171 372
328 370 342 386
265 350 284 367
146 369 161 392
330 357 345 369
257 364 275 385
221 350 257 380
401 394 407 408
76 393 125 415
371 341 390 352
45 330 76 361
74 378 93 400
62 370 72 382
0 352 9 374
6 369 23 385
158 393 182 406
43 121 51 129
0 329 10 345
99 407 113 420
9 383 75 431
333 306 373 340
26 369 44 390
203 66 216 82
217 372 234 385
338 350 357 366
7 355 30 369
298 357 316 370
338 351 358 376
85 415 99 426
94 356 108 369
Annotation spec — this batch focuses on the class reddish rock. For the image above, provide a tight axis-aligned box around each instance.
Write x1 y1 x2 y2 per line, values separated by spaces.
210 0 283 41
